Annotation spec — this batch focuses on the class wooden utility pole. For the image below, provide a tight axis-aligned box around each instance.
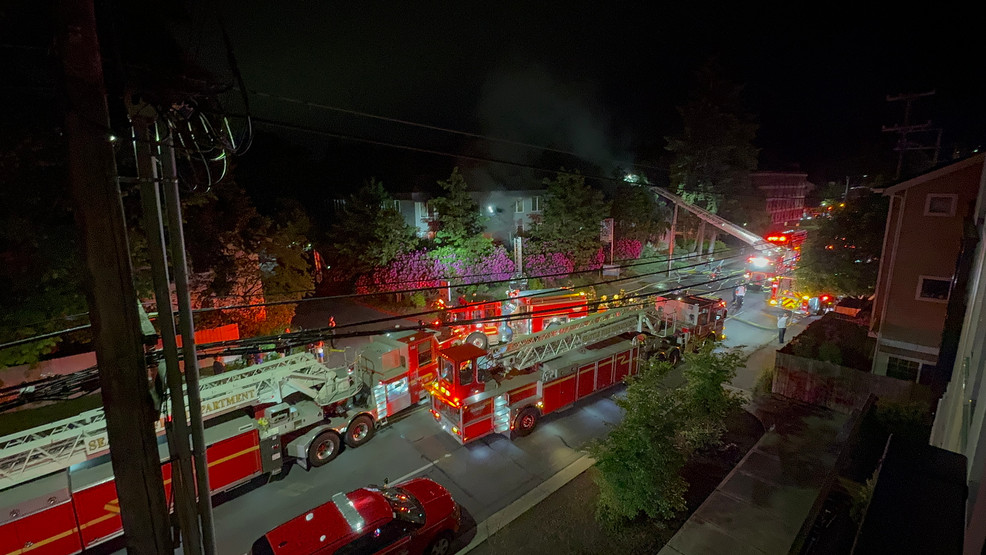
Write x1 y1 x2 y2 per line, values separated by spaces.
58 0 172 552
882 91 941 180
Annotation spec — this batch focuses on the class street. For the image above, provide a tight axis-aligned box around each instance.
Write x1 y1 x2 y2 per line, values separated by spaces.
105 264 793 554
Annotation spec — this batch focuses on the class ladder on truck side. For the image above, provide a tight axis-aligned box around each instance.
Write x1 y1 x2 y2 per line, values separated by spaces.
492 303 663 371
0 352 351 491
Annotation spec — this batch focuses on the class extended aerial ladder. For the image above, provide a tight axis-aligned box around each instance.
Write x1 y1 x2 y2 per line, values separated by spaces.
0 353 352 491
650 186 773 253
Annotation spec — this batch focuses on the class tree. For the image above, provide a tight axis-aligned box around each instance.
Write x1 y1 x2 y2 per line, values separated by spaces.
609 181 668 244
327 179 419 277
428 168 495 275
430 168 487 250
665 60 763 230
680 346 746 449
589 346 745 527
588 364 691 526
532 171 611 267
0 132 88 367
795 191 888 296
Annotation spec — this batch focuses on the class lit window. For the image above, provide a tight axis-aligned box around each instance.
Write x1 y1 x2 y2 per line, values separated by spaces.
886 356 920 381
925 194 957 217
515 199 524 213
916 276 951 302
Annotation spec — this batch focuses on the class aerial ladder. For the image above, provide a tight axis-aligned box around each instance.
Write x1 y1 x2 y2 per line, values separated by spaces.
0 353 355 491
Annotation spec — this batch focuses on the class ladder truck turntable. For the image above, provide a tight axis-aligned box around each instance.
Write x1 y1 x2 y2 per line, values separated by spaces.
0 329 440 555
428 294 727 444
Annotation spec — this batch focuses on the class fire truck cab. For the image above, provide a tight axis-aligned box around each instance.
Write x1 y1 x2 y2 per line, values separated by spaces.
651 295 727 365
355 330 439 417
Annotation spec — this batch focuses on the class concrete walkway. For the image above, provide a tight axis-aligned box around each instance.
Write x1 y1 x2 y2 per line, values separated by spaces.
659 396 849 554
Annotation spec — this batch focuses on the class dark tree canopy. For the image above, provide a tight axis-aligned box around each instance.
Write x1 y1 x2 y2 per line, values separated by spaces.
327 179 419 277
665 60 763 231
532 170 611 266
795 191 888 297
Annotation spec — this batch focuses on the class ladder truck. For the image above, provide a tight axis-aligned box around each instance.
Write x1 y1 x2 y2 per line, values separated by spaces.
428 295 727 444
0 329 439 555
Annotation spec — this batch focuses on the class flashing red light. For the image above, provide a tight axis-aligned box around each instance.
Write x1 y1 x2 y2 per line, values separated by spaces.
681 327 691 333
821 295 831 302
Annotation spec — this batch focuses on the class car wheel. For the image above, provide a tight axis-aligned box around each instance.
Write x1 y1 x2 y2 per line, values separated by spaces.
344 414 375 448
513 407 539 437
425 531 453 555
466 331 488 350
308 431 341 467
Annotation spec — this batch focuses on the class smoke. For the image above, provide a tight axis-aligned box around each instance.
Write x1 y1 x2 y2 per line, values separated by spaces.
475 66 632 178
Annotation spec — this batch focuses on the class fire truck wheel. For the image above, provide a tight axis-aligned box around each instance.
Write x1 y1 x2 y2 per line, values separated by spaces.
466 331 488 350
513 407 540 437
425 532 453 555
344 415 376 448
308 431 341 467
668 349 681 366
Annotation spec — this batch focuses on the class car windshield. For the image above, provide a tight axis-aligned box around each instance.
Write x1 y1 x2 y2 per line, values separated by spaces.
379 487 426 525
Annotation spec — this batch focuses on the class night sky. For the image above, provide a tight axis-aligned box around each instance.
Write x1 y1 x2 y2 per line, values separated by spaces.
171 3 985 189
4 3 985 190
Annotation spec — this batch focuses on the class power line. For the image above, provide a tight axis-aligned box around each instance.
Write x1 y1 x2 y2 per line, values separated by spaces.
248 90 668 174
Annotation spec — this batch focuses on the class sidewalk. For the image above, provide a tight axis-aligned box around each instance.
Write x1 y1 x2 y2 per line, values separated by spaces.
457 315 822 554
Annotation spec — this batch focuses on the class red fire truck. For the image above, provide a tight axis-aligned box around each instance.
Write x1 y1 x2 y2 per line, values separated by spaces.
0 330 440 555
767 276 836 315
745 229 807 289
437 289 589 350
428 296 726 444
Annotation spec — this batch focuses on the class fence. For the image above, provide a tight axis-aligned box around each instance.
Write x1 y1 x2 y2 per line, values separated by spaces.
773 351 933 413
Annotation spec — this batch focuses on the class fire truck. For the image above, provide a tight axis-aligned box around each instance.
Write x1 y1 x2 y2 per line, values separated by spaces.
744 229 807 289
767 276 836 316
437 289 589 350
0 329 439 555
428 295 726 444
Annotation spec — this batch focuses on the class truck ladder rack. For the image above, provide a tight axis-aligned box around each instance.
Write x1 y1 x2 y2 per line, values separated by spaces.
0 353 349 491
494 305 658 370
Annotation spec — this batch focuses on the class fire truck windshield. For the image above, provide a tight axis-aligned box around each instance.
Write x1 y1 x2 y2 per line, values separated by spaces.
439 357 455 385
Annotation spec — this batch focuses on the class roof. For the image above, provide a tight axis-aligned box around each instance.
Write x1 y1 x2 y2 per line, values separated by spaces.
882 152 986 195
441 343 488 362
261 488 392 554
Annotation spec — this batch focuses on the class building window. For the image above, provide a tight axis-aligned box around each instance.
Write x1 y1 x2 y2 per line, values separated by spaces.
515 199 525 213
531 196 542 212
925 194 957 217
886 356 921 381
916 276 951 302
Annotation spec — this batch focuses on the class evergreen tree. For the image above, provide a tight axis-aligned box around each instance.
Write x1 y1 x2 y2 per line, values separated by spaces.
665 60 763 230
327 179 419 277
533 171 611 266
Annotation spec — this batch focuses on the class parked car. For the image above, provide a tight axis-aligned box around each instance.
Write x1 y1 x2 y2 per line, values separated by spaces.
250 478 460 555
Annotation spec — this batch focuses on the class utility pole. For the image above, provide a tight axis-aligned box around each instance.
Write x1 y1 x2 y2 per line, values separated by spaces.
882 91 942 180
133 113 202 554
58 0 172 552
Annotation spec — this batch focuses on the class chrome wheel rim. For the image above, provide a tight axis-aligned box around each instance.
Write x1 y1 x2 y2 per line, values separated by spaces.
351 422 369 441
316 440 334 460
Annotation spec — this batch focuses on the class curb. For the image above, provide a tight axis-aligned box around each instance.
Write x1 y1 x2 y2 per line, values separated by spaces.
458 455 596 554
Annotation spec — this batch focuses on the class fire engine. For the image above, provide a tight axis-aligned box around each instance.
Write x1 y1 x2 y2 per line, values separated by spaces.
744 229 807 289
437 289 589 350
767 276 836 315
0 329 440 555
428 295 726 444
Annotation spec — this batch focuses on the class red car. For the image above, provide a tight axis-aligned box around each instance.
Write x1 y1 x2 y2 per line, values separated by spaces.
250 478 460 555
